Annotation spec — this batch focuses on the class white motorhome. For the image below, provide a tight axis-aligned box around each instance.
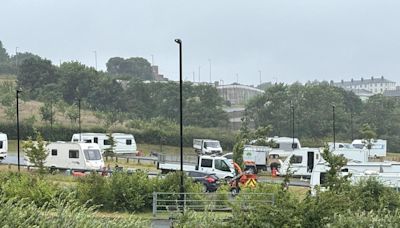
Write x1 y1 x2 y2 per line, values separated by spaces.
157 155 235 180
0 133 8 160
352 139 387 158
26 142 104 170
193 139 223 155
242 145 270 171
71 133 137 154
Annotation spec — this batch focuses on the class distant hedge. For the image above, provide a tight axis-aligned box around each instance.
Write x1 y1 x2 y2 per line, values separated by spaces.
0 122 237 151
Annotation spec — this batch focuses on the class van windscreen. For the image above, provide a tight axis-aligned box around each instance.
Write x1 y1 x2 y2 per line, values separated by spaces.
84 149 101 160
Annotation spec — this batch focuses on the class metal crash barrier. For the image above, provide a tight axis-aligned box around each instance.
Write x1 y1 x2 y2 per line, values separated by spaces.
152 192 275 218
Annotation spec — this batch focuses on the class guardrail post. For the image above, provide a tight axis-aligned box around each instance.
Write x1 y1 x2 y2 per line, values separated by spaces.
126 157 129 163
183 193 187 212
152 192 157 217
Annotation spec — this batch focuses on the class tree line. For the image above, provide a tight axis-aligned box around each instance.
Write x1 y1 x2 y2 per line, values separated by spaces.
0 39 228 128
245 82 400 151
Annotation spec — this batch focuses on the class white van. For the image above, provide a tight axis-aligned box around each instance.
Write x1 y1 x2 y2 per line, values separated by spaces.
0 133 7 160
26 142 104 170
71 133 137 154
242 145 270 171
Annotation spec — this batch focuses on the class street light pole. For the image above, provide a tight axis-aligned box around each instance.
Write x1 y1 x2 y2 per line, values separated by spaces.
350 111 354 141
78 99 81 142
16 90 21 172
175 38 184 204
291 103 295 150
15 47 19 75
332 104 336 150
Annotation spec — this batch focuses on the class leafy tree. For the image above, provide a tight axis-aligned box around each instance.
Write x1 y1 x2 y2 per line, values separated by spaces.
320 147 349 192
106 57 153 80
23 131 48 174
58 62 97 103
103 132 116 160
0 41 9 63
17 57 57 99
65 104 79 124
359 123 377 150
39 102 56 124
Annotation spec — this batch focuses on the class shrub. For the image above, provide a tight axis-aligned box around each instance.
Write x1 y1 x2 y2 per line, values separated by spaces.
0 194 149 227
0 172 61 207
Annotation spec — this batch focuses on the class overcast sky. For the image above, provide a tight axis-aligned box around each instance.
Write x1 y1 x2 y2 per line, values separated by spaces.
1 0 400 85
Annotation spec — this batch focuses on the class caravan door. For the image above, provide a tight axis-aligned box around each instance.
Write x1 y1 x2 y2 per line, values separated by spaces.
307 151 314 173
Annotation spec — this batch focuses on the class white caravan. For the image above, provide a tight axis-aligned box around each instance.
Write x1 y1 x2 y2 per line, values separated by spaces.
279 148 321 177
265 136 302 170
279 147 370 177
26 142 104 170
193 139 223 155
242 145 270 170
352 139 387 158
71 133 137 154
157 155 235 180
310 164 400 193
0 133 8 160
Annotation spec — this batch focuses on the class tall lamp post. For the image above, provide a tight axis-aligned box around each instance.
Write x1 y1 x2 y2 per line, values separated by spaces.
16 90 21 172
332 104 336 150
175 38 184 203
291 103 295 150
78 99 81 141
350 111 354 141
93 51 98 71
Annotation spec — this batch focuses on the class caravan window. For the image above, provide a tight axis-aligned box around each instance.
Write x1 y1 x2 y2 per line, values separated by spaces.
94 137 98 143
126 139 132 145
84 149 101 160
272 143 280 149
104 140 111 145
51 149 57 156
84 139 92 143
292 143 298 149
73 139 78 142
0 141 2 149
69 150 79 158
290 155 302 164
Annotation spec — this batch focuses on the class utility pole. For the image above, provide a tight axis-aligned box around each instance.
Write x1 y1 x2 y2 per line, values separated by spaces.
93 51 98 70
175 38 185 206
259 70 262 85
15 47 19 75
16 90 21 172
78 99 81 142
198 66 201 82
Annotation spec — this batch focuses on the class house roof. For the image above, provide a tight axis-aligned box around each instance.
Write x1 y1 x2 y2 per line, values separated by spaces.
334 77 395 87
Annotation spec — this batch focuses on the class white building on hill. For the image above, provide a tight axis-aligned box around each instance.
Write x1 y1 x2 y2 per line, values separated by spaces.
333 76 396 95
